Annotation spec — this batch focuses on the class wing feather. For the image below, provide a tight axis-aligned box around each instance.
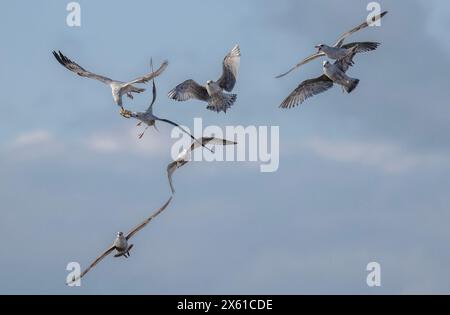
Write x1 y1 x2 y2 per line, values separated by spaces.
126 60 168 85
217 45 241 91
275 52 326 78
190 137 237 152
341 42 380 53
52 51 113 85
168 79 209 102
333 11 388 47
279 75 333 109
67 246 115 284
126 197 172 240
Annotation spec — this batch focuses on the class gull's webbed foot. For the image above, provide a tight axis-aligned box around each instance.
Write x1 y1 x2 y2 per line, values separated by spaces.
120 108 132 119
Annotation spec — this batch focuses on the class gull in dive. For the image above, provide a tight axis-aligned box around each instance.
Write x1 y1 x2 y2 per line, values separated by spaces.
52 50 168 114
167 137 237 194
67 197 172 284
121 60 213 152
276 11 387 78
280 46 359 108
168 45 240 113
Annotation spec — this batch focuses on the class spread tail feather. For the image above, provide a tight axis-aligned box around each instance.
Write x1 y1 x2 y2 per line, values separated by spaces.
344 78 359 93
207 93 237 113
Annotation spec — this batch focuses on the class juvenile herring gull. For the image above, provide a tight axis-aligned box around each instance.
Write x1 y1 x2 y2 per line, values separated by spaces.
168 45 241 113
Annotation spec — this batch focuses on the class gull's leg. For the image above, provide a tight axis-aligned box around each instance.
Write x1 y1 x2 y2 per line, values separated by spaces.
127 92 134 99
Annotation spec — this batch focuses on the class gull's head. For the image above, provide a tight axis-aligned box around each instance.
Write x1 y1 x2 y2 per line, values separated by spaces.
322 60 330 67
315 44 325 52
117 232 124 237
206 80 213 86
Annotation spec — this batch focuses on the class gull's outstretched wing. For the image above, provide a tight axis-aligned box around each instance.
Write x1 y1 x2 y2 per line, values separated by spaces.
275 52 326 78
341 42 380 53
167 161 179 194
168 79 209 102
145 59 158 113
126 60 168 86
217 45 241 92
189 137 237 152
156 117 199 144
156 117 213 153
279 75 333 109
166 159 189 194
333 11 388 47
53 51 114 85
67 245 115 284
126 197 173 241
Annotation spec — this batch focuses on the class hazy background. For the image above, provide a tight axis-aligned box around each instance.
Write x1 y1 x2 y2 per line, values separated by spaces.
1 0 449 294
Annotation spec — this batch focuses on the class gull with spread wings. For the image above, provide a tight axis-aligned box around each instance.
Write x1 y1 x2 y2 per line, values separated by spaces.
67 197 172 285
167 137 237 194
276 11 387 78
280 46 359 108
168 45 240 113
52 51 168 114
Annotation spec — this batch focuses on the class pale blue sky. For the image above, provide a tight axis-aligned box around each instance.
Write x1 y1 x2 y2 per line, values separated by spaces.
1 0 450 294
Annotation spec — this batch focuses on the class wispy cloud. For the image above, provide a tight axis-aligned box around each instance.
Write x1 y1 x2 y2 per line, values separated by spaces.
303 137 446 173
13 130 53 147
85 127 168 157
3 130 65 160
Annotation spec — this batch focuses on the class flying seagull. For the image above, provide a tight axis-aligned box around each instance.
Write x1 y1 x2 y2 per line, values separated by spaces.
168 45 241 113
52 50 168 114
167 137 237 194
280 46 359 108
67 196 172 285
122 60 213 152
276 11 387 78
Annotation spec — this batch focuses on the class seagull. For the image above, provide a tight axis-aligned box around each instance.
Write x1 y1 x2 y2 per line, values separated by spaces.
167 137 237 194
67 197 172 285
52 50 168 114
280 46 359 108
168 45 241 113
122 60 213 152
276 11 387 78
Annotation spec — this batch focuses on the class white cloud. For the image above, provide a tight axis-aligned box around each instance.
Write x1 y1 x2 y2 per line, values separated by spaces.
3 130 64 160
14 130 53 147
303 137 446 173
87 135 120 153
85 127 167 157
